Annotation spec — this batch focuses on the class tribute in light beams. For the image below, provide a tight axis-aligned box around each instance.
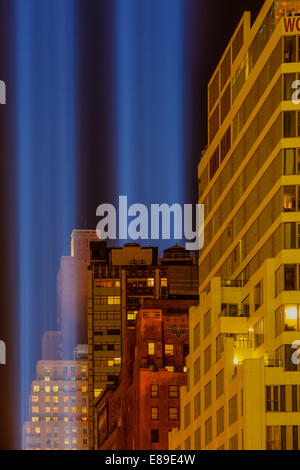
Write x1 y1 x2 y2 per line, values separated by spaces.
14 0 78 435
115 0 185 250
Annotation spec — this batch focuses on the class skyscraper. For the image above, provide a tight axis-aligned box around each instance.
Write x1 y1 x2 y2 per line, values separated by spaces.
57 230 99 358
22 359 88 450
170 0 300 451
88 242 198 449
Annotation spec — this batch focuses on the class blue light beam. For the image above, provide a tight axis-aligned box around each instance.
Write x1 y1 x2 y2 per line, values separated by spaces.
14 0 78 442
115 0 185 250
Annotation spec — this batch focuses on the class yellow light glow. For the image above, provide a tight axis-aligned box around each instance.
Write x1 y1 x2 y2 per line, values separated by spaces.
234 358 239 365
285 305 298 320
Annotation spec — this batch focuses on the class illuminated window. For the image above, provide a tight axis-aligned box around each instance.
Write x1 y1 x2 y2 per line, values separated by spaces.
107 296 120 305
94 389 102 398
108 359 114 367
285 305 299 331
168 385 178 398
45 417 51 422
169 407 179 421
53 396 58 403
53 386 58 392
45 386 50 393
53 407 58 413
64 407 69 413
127 311 137 321
32 417 39 422
64 417 69 422
45 397 51 403
148 343 155 356
44 376 50 382
161 278 167 287
64 396 69 403
82 407 87 414
35 427 40 434
32 407 39 413
151 384 159 398
165 366 174 372
33 386 40 392
82 386 87 393
71 407 76 414
147 278 154 287
151 407 159 420
32 396 39 402
165 344 174 356
114 357 121 365
45 407 51 413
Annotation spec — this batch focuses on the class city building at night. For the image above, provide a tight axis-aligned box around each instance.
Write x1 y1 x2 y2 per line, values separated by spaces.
96 299 198 450
22 359 89 450
88 243 198 449
169 0 300 451
57 229 100 358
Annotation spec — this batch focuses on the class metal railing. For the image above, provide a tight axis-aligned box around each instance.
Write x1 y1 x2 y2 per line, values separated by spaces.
221 279 245 288
219 309 249 318
265 359 283 368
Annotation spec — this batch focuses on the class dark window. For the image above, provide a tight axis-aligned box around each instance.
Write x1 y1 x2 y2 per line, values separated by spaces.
266 386 272 412
220 127 231 162
284 111 296 137
274 386 279 411
210 147 219 180
151 429 159 443
183 343 189 358
285 344 298 371
280 385 286 412
293 426 298 450
281 426 287 450
284 36 296 63
285 265 297 291
292 385 298 412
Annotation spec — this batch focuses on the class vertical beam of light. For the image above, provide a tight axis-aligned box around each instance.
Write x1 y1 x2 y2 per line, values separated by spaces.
115 0 184 250
14 0 78 441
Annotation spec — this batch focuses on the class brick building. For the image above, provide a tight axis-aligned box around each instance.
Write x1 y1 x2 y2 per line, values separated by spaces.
96 298 198 450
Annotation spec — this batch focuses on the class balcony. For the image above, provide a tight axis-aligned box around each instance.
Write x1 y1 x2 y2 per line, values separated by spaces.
221 279 245 288
265 359 283 368
234 339 253 349
219 309 249 318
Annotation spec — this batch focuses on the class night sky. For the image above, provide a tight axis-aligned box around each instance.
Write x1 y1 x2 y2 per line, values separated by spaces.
0 0 263 449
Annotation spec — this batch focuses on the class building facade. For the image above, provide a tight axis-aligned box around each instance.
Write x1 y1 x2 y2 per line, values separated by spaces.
57 229 99 358
88 243 198 449
96 299 198 450
22 360 89 450
170 0 300 451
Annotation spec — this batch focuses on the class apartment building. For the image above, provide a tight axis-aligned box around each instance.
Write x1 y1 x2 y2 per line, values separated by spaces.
170 0 300 451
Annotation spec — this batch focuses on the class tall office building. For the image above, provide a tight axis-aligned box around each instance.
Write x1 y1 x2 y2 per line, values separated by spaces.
22 359 88 450
57 229 99 358
88 242 198 449
170 0 300 451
